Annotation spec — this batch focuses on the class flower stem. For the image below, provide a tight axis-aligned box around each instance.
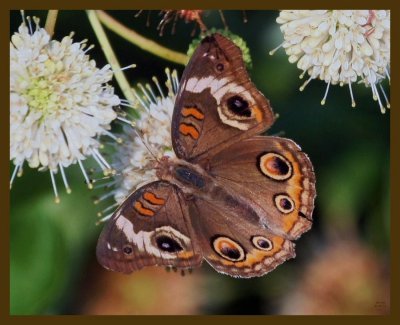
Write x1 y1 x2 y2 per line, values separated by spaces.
96 10 189 66
44 10 59 37
87 10 137 106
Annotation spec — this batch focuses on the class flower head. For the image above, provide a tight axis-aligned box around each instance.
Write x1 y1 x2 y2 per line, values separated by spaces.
96 68 178 219
272 10 390 113
10 17 120 202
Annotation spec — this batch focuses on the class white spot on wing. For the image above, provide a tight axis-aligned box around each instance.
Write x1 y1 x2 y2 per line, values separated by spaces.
115 216 192 259
185 76 231 102
185 77 198 92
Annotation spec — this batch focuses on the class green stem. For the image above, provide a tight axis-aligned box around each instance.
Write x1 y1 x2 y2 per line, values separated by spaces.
96 10 189 66
44 10 59 37
87 10 137 107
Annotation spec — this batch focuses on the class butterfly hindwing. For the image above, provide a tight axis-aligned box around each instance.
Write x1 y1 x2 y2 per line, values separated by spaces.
188 197 295 278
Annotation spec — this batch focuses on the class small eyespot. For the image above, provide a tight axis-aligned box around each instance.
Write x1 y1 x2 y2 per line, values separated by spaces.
274 194 295 214
156 235 183 253
216 63 224 71
226 95 251 117
212 236 246 262
259 152 292 181
251 236 273 251
123 245 133 255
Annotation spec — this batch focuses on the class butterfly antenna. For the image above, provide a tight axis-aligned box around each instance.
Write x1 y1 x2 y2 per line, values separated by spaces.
146 10 152 27
218 10 228 30
171 11 179 34
196 14 207 33
158 11 171 36
132 128 159 162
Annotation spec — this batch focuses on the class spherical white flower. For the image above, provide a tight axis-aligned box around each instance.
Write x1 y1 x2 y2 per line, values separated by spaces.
96 68 178 220
272 10 390 113
10 18 120 202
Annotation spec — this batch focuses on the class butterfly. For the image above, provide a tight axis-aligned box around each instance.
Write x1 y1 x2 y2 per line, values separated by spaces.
96 33 316 278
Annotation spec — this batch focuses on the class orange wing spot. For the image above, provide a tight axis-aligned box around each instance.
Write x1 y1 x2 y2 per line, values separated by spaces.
179 123 200 139
182 107 205 120
252 106 263 123
134 201 155 217
177 251 195 259
143 192 166 205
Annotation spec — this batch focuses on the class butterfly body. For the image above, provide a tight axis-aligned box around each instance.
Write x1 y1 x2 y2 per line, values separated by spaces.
97 34 316 278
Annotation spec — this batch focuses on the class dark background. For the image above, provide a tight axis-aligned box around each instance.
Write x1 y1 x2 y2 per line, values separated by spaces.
10 10 390 315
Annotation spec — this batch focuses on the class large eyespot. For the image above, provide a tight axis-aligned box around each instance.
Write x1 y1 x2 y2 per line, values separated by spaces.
123 244 133 255
212 236 246 262
274 194 295 214
156 235 183 253
258 152 292 181
251 236 273 251
226 95 251 117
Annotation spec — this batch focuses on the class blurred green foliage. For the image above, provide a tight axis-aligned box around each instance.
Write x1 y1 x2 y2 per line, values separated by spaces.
10 10 390 315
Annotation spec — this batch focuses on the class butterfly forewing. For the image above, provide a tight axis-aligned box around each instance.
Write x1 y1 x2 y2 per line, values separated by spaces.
96 181 203 273
172 34 275 163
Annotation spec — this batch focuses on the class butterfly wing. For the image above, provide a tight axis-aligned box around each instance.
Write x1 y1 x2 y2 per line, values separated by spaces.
172 33 275 162
183 136 315 278
207 136 316 240
96 181 203 273
188 197 295 278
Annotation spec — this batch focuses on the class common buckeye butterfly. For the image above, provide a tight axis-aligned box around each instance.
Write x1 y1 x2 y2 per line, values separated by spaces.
96 34 316 278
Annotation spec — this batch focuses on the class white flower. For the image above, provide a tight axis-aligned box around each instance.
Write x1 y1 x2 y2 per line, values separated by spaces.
95 68 178 220
271 10 390 113
10 18 120 202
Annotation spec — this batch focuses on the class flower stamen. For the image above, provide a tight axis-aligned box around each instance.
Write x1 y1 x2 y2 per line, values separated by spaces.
10 163 21 189
78 159 93 189
59 163 71 194
50 169 60 204
269 43 284 56
299 75 314 92
379 83 390 109
137 83 152 104
152 76 165 98
97 202 119 217
145 83 158 103
348 81 356 108
321 80 331 106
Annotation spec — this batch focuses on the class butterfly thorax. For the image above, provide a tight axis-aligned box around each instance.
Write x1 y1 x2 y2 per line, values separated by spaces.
156 156 212 196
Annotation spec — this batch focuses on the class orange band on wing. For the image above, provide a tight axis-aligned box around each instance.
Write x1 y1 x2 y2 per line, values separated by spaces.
177 251 195 259
143 192 166 205
134 201 155 217
253 106 263 123
179 123 200 139
182 107 205 120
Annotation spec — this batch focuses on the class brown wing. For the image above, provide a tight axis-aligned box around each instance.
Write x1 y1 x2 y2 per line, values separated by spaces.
188 197 295 278
172 33 275 162
208 136 316 240
96 181 203 273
